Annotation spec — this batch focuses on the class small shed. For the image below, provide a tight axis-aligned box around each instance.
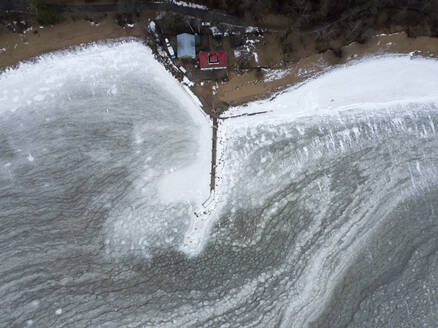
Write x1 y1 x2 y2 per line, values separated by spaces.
177 33 196 59
199 51 227 70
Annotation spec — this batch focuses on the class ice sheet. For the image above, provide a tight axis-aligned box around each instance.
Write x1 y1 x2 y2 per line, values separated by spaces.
0 39 212 258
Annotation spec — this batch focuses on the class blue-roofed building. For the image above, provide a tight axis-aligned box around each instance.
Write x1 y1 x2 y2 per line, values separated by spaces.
177 33 196 59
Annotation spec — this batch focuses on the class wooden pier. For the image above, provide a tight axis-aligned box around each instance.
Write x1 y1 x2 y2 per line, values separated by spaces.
210 117 218 191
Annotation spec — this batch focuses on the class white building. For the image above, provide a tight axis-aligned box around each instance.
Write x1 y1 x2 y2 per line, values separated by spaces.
177 33 196 59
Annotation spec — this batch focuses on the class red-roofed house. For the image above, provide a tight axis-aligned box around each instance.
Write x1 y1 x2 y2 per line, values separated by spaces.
199 51 227 70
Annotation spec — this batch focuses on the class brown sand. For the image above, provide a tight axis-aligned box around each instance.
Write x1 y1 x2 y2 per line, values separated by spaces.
0 14 151 69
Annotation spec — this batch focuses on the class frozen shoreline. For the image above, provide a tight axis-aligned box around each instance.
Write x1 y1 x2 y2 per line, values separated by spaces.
1 36 438 328
212 55 438 326
3 41 438 259
0 39 213 258
222 55 438 123
181 54 438 258
214 55 438 211
213 55 438 201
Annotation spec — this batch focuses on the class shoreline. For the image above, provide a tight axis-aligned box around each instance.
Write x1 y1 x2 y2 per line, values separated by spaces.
210 32 438 109
4 15 438 194
0 15 149 70
3 15 438 113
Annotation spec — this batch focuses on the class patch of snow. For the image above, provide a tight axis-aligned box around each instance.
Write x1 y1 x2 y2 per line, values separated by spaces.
148 20 156 32
127 23 135 28
171 0 207 10
296 67 311 76
157 47 167 57
246 39 260 44
245 26 259 34
212 83 218 95
183 75 194 87
179 66 187 73
235 37 262 64
376 32 400 37
409 51 422 57
210 26 221 36
263 68 291 82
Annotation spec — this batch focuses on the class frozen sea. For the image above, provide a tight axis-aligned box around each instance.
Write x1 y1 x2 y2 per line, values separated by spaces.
0 41 438 328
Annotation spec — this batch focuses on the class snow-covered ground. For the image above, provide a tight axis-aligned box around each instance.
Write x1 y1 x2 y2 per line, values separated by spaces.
234 36 262 65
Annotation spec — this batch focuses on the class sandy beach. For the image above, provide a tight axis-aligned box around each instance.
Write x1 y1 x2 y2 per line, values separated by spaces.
0 14 148 68
2 11 438 113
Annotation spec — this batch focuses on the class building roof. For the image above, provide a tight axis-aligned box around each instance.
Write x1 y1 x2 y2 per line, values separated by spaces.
199 51 227 70
177 33 196 59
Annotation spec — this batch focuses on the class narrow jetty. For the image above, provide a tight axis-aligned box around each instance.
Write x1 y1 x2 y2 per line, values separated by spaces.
210 117 218 191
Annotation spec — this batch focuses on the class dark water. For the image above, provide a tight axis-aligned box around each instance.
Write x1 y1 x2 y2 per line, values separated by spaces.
1 45 438 327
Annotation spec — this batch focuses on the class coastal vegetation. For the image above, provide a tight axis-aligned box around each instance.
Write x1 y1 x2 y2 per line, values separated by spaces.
27 0 61 25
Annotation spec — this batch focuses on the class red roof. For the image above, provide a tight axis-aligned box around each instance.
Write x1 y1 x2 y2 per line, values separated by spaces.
199 51 227 70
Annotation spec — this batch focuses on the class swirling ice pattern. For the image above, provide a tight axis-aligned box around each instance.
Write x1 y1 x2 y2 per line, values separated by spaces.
1 45 438 327
215 106 438 327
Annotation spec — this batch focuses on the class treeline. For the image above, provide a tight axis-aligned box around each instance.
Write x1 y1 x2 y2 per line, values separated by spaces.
5 0 438 38
201 0 438 19
198 0 438 39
